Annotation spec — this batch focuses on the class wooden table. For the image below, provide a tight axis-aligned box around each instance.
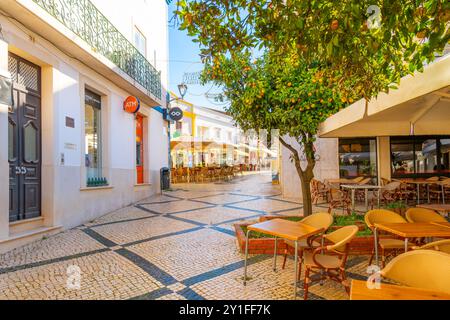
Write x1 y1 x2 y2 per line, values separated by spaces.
341 184 382 211
243 219 322 299
350 280 450 300
373 222 450 266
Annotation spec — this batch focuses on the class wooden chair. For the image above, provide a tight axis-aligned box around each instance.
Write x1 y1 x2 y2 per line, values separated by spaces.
398 182 416 204
412 239 450 254
302 225 359 300
379 181 402 206
311 179 330 205
328 188 351 215
380 250 450 294
182 167 189 182
281 213 334 271
199 167 211 183
171 169 178 184
174 167 183 183
405 208 447 223
364 209 413 268
355 177 373 202
351 177 365 183
357 177 372 185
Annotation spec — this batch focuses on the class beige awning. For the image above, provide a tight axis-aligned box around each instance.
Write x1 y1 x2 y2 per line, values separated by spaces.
319 55 450 137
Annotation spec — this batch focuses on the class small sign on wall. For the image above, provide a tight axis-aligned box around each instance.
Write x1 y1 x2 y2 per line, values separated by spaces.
65 116 75 128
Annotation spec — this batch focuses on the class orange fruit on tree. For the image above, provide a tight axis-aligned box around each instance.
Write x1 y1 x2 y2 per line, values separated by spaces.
330 19 339 31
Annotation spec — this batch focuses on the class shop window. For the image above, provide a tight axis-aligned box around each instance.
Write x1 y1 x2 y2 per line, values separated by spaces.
339 138 377 179
391 136 450 177
391 138 415 175
85 89 102 181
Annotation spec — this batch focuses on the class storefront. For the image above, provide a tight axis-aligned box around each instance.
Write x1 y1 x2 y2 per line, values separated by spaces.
319 54 450 184
280 54 450 199
0 0 169 253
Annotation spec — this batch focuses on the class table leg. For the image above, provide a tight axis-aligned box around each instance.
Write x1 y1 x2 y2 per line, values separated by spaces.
273 237 278 272
404 238 408 253
244 230 250 285
351 189 355 212
365 189 369 211
377 189 381 208
417 184 420 205
374 227 379 267
294 240 298 299
443 184 446 205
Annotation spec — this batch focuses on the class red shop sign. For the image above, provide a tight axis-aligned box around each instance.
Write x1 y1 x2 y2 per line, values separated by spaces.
123 96 140 114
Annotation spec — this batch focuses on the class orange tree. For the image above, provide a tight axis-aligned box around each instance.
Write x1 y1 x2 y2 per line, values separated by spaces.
208 52 355 214
175 0 449 215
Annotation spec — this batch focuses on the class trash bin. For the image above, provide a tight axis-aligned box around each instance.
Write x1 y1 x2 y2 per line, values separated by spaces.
160 167 170 191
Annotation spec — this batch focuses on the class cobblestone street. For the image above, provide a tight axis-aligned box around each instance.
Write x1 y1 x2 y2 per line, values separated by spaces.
0 173 371 300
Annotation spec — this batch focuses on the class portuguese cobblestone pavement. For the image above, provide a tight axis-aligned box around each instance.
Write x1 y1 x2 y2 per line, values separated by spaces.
0 172 373 300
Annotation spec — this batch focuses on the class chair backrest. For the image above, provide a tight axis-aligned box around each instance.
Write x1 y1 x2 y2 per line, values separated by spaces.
405 208 447 223
310 179 319 192
324 225 359 254
383 181 401 191
352 176 364 183
329 188 345 200
364 209 407 229
381 250 450 294
426 176 440 181
300 212 334 231
380 178 390 186
414 239 450 254
358 177 372 185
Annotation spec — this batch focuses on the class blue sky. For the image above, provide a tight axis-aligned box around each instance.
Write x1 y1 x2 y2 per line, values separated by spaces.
168 3 226 110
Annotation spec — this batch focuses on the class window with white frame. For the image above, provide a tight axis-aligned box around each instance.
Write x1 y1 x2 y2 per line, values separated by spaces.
134 26 147 57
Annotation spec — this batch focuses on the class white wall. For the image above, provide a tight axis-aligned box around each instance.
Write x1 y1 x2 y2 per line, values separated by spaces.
280 137 339 199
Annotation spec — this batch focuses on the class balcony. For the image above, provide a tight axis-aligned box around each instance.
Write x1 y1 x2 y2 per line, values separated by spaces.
31 0 161 100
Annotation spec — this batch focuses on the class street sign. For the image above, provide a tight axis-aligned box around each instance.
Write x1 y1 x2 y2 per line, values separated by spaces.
168 107 183 121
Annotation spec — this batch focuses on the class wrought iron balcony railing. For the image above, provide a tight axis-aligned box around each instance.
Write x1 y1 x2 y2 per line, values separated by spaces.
32 0 161 99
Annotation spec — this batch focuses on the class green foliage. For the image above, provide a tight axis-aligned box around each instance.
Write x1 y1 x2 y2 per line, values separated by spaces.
203 52 353 143
176 0 449 100
385 201 408 210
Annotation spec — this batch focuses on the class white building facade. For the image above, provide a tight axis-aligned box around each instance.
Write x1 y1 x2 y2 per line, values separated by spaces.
0 0 169 252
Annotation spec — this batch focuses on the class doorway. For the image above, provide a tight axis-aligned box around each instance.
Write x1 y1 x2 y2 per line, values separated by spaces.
136 114 144 184
8 53 42 222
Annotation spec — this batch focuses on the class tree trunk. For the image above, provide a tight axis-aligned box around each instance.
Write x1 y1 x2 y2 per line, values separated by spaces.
279 136 316 216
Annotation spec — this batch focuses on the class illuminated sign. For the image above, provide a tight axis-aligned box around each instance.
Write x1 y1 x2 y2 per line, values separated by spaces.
123 96 140 114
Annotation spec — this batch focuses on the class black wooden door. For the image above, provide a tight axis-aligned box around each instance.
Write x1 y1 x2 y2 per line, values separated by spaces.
8 53 41 222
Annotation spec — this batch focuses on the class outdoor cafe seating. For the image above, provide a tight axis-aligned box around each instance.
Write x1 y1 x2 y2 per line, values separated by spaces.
311 175 450 215
171 165 244 184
